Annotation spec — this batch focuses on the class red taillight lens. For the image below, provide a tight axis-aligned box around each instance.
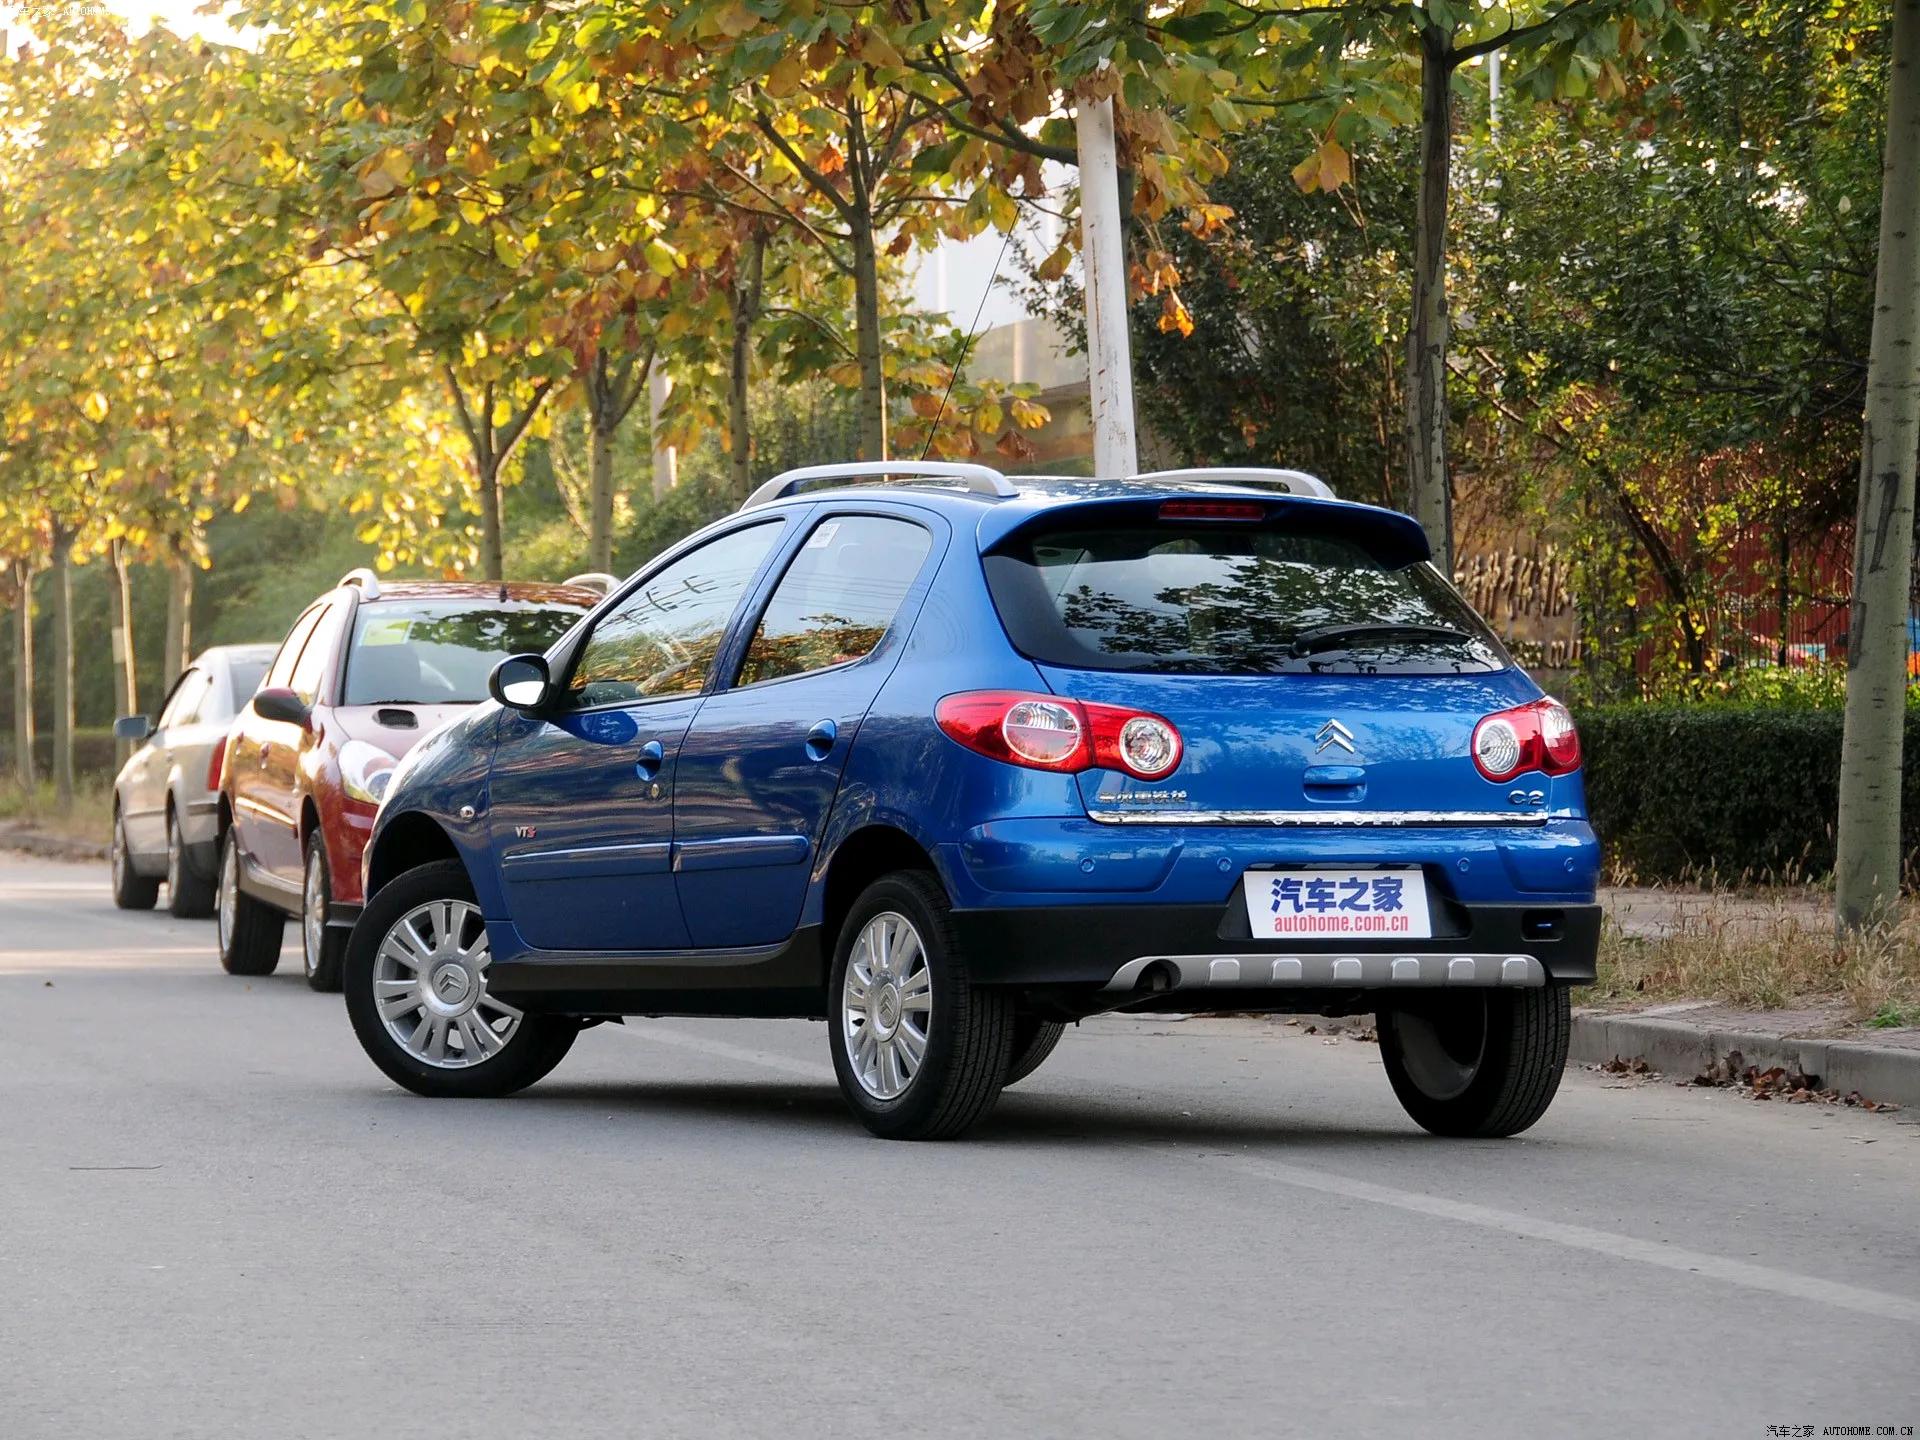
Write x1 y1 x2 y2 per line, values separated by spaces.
206 741 226 794
936 691 1183 780
1471 699 1581 781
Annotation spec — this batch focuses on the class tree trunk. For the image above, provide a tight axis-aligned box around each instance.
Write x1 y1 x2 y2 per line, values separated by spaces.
585 350 617 574
110 541 138 768
650 366 678 501
49 530 74 815
849 215 888 461
729 230 767 501
164 544 192 682
476 456 504 583
1406 26 1456 573
1836 0 1920 931
11 560 35 791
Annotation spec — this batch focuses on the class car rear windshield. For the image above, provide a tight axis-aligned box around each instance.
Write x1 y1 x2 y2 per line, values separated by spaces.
226 656 270 709
983 517 1510 676
341 600 589 705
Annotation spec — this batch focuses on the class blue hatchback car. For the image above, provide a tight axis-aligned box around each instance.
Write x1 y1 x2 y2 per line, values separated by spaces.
344 463 1599 1139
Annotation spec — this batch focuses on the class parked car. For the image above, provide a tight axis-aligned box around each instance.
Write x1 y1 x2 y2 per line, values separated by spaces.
215 571 600 992
345 463 1600 1140
110 644 277 916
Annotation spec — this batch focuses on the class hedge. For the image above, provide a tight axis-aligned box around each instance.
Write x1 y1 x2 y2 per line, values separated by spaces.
1573 705 1920 884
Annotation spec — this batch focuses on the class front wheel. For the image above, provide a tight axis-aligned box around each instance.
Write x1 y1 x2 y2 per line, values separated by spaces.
111 809 160 911
344 859 576 1098
1378 987 1570 1138
828 871 1016 1140
300 838 348 992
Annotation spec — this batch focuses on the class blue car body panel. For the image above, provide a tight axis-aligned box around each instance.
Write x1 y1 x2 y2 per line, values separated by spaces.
361 478 1601 1015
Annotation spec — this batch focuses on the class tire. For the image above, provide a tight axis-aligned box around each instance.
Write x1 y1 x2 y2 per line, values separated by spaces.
110 808 160 911
216 827 283 976
1378 987 1571 1138
344 859 577 1099
828 870 1016 1140
300 837 348 993
1004 1015 1066 1088
165 804 215 918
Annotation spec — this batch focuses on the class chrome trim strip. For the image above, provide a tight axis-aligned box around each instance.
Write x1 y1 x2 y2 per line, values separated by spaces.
1103 952 1547 992
1084 807 1550 828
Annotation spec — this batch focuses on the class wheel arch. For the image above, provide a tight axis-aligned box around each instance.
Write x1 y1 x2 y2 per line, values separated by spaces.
818 824 940 957
364 810 465 901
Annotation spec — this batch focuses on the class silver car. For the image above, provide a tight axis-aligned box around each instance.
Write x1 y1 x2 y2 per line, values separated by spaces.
111 644 276 916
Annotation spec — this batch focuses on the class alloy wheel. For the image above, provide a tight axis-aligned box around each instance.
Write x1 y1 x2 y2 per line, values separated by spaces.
217 837 238 954
166 818 182 897
371 899 521 1069
302 848 327 978
840 910 934 1100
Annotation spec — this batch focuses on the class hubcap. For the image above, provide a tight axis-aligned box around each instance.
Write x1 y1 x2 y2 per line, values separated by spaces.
840 911 933 1101
302 850 326 974
217 838 237 953
372 899 520 1069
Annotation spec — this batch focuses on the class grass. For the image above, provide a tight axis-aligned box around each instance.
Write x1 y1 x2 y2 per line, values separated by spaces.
0 774 116 847
1584 899 1920 1023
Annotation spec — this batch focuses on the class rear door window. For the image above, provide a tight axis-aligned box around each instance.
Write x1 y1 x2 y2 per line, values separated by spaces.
735 516 933 686
984 515 1509 675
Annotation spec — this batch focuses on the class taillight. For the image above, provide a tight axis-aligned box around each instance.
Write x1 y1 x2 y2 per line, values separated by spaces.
1158 499 1265 521
1471 698 1581 781
936 690 1183 780
206 741 226 793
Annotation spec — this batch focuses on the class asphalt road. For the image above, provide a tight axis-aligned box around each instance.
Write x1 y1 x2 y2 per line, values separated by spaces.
2 853 1916 1440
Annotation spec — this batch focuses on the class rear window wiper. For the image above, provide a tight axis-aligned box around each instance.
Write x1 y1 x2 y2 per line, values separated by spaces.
1287 622 1473 658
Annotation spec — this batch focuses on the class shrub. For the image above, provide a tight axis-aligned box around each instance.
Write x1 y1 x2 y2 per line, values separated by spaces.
1574 704 1920 885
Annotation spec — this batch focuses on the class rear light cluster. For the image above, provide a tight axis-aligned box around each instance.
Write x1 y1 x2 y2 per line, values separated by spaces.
206 742 226 794
1471 698 1581 781
937 691 1183 780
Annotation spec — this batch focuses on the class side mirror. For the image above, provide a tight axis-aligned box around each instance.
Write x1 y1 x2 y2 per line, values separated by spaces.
252 686 311 729
490 653 553 712
114 715 152 743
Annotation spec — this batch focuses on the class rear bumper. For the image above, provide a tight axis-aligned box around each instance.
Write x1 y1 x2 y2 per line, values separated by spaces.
949 900 1600 990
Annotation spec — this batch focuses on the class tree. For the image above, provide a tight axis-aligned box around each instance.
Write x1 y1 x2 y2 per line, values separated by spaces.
1836 0 1920 931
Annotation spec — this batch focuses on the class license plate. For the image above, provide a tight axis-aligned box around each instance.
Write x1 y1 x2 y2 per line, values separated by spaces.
1241 868 1432 940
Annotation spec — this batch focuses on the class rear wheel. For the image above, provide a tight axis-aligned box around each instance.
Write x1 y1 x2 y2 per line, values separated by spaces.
828 871 1016 1140
216 828 283 976
1379 988 1570 1138
110 809 159 911
1004 1015 1066 1088
344 859 576 1098
165 804 215 918
300 838 348 993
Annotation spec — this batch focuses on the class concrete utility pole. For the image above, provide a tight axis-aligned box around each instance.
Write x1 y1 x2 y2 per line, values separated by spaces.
1075 92 1138 480
649 365 677 500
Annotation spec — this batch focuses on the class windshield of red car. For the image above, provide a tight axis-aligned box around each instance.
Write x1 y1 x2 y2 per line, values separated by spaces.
340 600 589 706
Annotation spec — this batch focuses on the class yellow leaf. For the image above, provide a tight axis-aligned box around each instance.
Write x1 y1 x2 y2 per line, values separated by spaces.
82 391 109 423
766 54 802 97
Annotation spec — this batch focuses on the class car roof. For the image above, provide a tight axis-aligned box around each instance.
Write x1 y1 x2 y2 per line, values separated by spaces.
192 643 278 665
743 473 1429 558
343 580 602 607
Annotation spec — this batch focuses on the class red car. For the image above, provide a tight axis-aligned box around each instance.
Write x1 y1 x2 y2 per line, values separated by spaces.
215 569 603 989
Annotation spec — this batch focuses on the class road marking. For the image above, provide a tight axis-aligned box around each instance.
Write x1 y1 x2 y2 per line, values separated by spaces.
621 1020 1920 1325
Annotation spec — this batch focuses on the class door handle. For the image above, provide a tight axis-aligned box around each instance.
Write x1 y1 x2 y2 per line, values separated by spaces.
634 739 665 781
804 719 837 761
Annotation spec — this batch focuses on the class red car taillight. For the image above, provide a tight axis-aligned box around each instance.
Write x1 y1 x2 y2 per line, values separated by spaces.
936 690 1183 780
1471 698 1581 781
206 741 226 794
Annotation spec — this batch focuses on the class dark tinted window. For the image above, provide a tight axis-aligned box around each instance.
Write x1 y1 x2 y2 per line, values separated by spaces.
226 656 270 710
568 522 782 707
341 600 590 705
984 519 1508 675
737 516 932 686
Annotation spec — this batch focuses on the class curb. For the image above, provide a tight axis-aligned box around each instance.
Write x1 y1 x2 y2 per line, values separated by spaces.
1569 1013 1919 1111
0 825 108 864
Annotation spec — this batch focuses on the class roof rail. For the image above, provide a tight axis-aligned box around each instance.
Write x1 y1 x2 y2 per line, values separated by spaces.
741 461 1019 510
338 567 382 599
561 571 619 596
1134 467 1335 500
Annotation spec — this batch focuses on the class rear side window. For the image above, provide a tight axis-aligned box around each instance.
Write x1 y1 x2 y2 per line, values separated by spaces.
736 516 932 687
568 522 782 707
984 517 1509 676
